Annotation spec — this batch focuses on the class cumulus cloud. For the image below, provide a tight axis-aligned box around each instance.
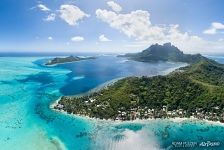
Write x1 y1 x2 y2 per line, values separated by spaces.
36 4 89 26
96 8 224 53
36 3 55 22
59 5 89 26
96 9 164 41
99 34 111 42
107 1 122 12
203 22 224 34
71 36 84 42
37 4 50 12
44 13 56 21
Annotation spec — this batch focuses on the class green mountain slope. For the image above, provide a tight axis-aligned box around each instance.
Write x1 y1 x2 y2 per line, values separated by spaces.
122 43 206 63
183 59 224 86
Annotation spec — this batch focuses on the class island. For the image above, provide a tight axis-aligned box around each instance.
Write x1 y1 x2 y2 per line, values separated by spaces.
119 42 206 63
53 44 224 122
45 56 96 65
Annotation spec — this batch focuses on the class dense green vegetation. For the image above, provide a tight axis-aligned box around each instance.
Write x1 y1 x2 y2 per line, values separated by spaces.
120 43 206 63
184 59 224 86
57 59 224 120
46 56 96 65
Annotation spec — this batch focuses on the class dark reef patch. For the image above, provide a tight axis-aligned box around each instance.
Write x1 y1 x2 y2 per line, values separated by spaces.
17 72 54 85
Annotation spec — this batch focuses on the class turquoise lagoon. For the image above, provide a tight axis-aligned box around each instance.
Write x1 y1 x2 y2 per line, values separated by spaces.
0 54 223 150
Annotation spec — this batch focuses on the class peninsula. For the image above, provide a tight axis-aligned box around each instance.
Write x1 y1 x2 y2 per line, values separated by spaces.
46 56 96 65
53 44 224 122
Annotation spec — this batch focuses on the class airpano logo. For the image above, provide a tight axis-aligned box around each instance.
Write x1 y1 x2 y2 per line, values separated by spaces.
199 141 220 147
172 141 221 148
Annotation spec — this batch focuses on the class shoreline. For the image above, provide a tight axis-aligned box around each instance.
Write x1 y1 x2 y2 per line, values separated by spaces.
44 56 96 66
67 77 124 98
50 100 224 127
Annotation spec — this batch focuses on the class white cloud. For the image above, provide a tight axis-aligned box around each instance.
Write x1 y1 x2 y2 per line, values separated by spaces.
203 22 224 35
48 36 53 40
212 22 224 29
96 9 164 41
44 13 56 21
96 8 224 53
37 4 50 12
99 34 111 42
107 1 122 12
203 28 216 35
59 4 89 26
71 36 84 42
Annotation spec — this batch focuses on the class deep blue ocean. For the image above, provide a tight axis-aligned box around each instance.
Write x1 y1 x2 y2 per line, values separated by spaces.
0 53 223 150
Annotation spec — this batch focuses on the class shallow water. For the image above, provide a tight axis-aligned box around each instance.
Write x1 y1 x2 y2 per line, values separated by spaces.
0 55 223 150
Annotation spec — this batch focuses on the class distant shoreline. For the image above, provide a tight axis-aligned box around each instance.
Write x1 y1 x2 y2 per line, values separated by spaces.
45 56 96 66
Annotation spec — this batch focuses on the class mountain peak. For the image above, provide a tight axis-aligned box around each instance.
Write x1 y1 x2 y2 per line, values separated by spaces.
122 43 206 63
163 42 172 47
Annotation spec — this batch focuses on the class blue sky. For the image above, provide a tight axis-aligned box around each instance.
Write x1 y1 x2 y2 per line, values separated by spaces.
0 0 224 54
